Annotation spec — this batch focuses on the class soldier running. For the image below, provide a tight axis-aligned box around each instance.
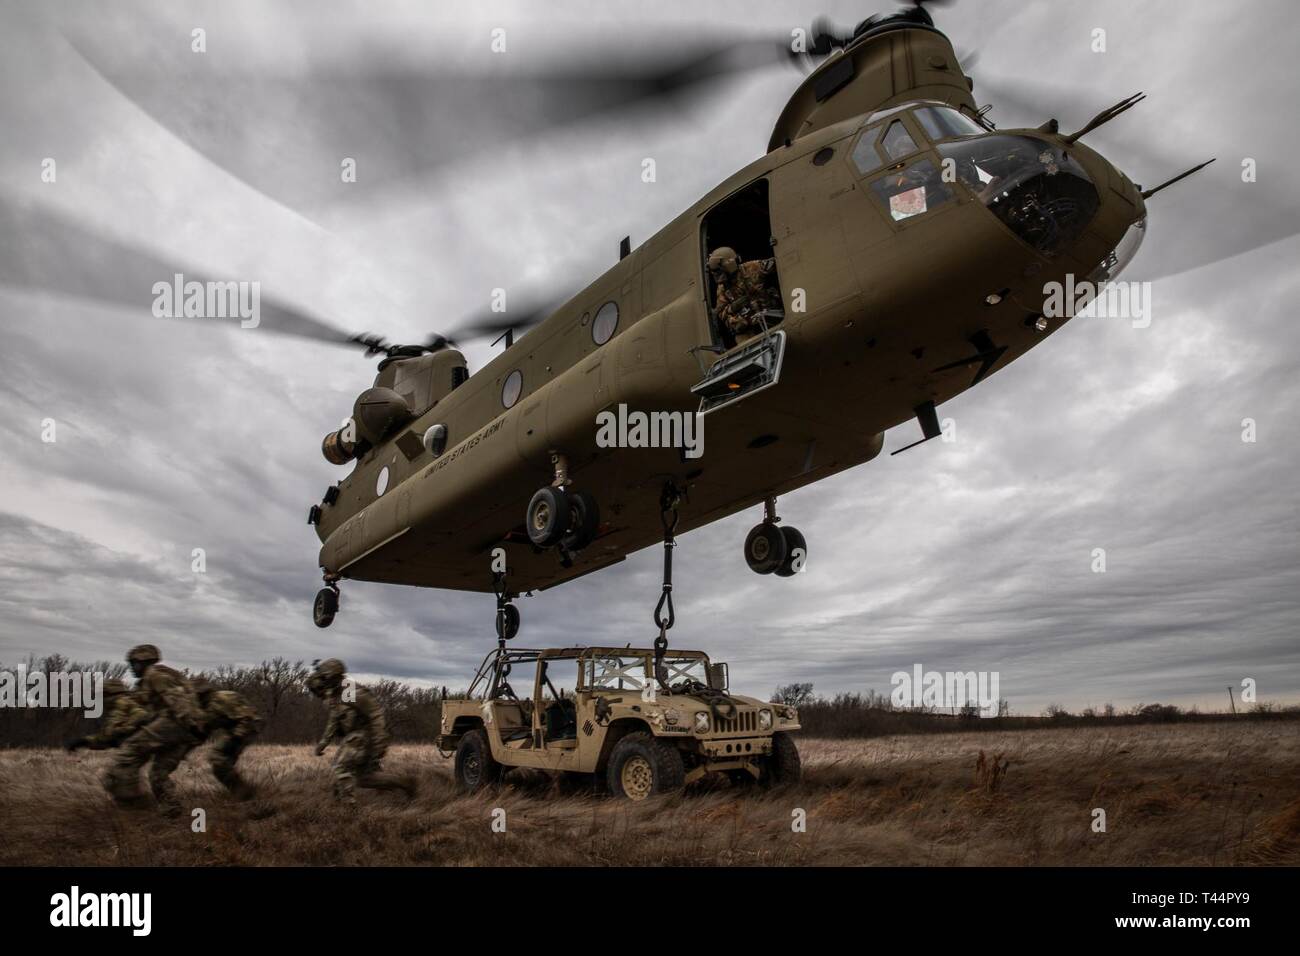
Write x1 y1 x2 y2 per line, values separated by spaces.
65 678 149 753
106 644 206 815
308 659 416 805
707 245 783 344
191 678 260 800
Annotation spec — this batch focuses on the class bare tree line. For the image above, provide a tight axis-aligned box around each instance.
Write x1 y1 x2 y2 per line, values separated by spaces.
771 683 1300 737
3 656 1295 748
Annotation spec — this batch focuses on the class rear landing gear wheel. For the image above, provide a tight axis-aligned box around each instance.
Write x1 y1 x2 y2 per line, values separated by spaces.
496 603 520 641
526 486 571 547
774 526 807 577
561 490 600 551
744 523 787 574
313 587 338 628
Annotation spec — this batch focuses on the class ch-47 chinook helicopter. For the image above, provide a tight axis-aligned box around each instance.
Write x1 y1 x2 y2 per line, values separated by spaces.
12 3 1276 636
301 2 1218 630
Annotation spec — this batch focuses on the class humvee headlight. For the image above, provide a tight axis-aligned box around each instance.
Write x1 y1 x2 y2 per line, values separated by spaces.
694 711 710 734
758 709 773 730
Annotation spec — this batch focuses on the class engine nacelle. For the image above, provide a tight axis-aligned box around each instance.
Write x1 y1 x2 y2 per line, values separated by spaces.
352 387 413 445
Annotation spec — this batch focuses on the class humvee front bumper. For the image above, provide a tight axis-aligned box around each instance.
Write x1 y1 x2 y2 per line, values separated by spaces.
696 736 773 759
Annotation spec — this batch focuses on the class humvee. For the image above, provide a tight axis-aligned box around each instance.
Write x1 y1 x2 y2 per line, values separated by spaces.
437 646 801 800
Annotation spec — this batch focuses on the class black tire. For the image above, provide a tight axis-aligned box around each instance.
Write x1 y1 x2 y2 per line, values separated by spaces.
561 490 600 551
526 486 571 547
744 523 787 574
454 728 501 793
606 732 685 801
763 732 801 786
312 588 338 628
496 603 520 640
774 526 807 577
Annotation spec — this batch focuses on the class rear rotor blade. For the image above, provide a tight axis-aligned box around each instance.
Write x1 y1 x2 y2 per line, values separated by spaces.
0 198 358 347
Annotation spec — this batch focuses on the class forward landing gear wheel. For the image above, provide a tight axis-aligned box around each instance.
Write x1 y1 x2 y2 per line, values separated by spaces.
561 490 600 551
744 523 787 574
496 603 520 640
313 587 338 628
526 486 570 547
774 526 807 577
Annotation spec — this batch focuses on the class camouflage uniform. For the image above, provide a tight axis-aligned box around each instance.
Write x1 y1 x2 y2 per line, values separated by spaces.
107 645 205 814
310 659 416 804
714 258 781 342
193 680 260 800
66 679 149 751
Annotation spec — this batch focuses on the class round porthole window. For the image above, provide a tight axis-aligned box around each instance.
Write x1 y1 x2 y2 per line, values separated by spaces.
592 301 618 345
375 466 390 497
422 423 448 456
501 369 523 408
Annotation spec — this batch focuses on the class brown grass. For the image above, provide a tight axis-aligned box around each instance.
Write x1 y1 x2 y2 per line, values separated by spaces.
1 722 1297 866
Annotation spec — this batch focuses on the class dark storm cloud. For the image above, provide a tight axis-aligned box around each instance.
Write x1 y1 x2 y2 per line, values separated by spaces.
0 0 1296 714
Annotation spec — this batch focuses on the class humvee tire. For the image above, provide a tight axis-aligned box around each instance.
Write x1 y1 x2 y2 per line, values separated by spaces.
454 728 501 792
763 731 801 785
606 732 685 801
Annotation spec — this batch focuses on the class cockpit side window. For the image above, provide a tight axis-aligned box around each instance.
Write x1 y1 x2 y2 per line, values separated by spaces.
868 160 954 222
850 123 885 176
880 120 919 161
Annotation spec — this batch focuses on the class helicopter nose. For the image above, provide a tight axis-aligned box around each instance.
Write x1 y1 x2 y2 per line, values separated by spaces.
1054 138 1150 272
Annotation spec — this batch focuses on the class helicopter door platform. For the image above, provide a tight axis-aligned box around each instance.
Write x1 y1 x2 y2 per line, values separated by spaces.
690 325 786 416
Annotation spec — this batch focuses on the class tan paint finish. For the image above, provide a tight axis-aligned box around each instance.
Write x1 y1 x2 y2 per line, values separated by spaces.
312 24 1145 595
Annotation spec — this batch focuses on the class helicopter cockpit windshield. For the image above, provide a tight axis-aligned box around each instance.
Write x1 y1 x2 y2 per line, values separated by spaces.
937 135 1101 255
913 105 986 141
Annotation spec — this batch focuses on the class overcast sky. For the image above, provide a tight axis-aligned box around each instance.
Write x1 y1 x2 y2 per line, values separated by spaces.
1 0 1296 715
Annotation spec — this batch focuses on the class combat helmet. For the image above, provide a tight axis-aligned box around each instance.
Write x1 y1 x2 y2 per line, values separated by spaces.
706 246 740 277
308 658 346 696
126 644 161 666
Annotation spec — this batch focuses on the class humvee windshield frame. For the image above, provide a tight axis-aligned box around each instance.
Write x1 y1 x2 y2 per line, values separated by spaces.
467 646 714 700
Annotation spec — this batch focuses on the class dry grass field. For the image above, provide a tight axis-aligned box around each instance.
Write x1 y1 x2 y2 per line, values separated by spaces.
2 722 1297 866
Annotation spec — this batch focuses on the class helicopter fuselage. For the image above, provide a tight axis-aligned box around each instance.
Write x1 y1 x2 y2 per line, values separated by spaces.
310 21 1146 597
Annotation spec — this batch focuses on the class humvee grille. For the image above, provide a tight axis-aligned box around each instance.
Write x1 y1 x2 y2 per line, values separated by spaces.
583 720 594 737
714 709 757 735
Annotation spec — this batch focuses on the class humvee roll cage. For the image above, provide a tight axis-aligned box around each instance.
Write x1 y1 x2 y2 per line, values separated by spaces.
467 646 713 701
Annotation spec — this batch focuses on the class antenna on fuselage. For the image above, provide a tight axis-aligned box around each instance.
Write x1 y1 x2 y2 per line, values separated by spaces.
1140 158 1217 200
1063 92 1145 145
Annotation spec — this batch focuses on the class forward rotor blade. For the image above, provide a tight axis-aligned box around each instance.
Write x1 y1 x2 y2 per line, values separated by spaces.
67 26 797 217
